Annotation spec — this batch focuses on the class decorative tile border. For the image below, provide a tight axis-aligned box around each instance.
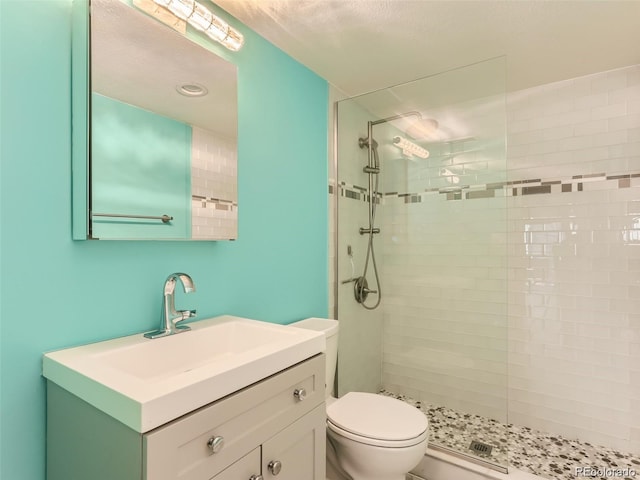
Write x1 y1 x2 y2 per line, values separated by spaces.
333 171 640 204
192 195 238 211
335 181 382 203
380 390 640 480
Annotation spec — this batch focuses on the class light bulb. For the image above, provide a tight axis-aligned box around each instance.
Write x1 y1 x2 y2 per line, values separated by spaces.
205 16 229 42
188 3 213 31
221 30 244 52
165 0 195 20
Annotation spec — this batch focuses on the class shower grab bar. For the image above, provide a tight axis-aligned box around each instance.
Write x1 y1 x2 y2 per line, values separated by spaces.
92 213 174 224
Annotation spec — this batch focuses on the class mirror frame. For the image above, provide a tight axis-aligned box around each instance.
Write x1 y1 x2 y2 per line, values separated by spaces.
71 0 90 240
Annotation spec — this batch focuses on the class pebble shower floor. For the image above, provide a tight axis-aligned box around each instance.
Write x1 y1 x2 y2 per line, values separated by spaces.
380 390 640 480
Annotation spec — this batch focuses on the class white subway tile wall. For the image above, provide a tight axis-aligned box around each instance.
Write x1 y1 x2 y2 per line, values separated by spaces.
334 64 640 454
380 147 509 423
506 65 640 453
191 127 237 240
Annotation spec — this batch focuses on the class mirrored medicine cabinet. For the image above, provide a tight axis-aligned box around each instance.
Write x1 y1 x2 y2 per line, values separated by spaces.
72 0 238 240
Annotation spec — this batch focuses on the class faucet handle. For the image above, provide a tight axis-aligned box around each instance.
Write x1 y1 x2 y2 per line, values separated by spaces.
178 309 196 321
171 309 196 330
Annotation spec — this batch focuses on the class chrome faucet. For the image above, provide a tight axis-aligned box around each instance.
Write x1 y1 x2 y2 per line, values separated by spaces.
144 273 197 339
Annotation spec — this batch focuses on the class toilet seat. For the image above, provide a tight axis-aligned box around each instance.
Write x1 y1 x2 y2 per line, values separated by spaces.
327 419 428 448
326 392 428 448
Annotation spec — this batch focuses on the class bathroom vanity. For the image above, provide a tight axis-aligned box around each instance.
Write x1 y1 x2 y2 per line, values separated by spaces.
43 316 326 479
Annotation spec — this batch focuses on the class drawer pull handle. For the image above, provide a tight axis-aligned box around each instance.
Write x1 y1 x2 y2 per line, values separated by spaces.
268 460 282 475
207 435 224 454
249 476 263 480
293 388 307 401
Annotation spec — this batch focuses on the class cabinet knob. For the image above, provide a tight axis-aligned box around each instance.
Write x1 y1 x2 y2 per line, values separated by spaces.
293 388 307 401
207 435 224 454
268 460 282 475
249 476 263 480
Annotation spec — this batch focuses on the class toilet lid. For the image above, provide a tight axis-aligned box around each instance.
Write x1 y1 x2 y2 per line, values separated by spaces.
326 392 428 441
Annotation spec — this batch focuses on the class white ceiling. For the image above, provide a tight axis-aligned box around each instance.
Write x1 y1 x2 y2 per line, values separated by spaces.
216 0 640 97
92 0 237 137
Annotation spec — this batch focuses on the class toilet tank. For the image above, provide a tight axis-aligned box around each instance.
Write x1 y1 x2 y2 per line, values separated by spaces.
289 318 338 398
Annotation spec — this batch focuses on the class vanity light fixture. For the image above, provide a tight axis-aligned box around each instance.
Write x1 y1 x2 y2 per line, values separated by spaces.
152 0 244 51
392 136 430 159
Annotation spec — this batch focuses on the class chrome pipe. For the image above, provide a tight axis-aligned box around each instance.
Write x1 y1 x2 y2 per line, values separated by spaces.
367 121 375 224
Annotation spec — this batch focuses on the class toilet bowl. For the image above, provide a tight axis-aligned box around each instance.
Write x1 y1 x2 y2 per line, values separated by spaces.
290 318 428 480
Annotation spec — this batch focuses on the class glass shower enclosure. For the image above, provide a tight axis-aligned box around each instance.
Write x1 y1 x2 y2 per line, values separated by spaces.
334 57 508 470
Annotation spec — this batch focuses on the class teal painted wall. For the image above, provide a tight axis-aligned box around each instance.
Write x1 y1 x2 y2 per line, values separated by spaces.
91 93 191 239
0 1 328 479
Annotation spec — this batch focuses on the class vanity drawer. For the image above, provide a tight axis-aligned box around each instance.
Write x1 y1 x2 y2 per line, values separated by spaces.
144 354 325 480
211 447 260 480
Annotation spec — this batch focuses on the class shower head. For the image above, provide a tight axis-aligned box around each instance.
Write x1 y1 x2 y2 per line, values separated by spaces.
405 118 439 140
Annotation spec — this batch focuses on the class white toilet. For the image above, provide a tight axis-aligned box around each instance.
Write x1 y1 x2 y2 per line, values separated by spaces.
291 318 428 480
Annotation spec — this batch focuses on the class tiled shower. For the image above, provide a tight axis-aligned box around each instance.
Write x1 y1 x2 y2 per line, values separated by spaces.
190 127 238 239
332 60 640 479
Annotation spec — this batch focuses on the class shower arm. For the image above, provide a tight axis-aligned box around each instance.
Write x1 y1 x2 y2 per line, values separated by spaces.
370 111 422 126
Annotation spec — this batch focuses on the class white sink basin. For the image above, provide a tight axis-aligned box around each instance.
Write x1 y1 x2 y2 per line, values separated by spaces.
43 315 325 432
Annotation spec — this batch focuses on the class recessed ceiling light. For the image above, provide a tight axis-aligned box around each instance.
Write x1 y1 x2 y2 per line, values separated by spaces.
176 83 208 97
